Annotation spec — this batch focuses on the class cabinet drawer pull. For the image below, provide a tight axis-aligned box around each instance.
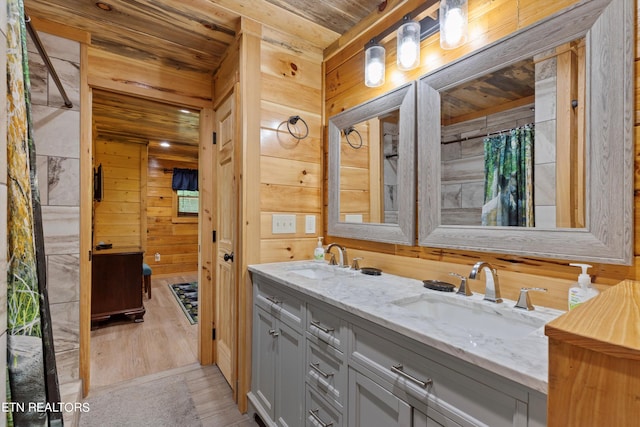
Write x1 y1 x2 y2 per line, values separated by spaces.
266 296 282 305
308 409 333 427
310 320 335 334
390 364 432 388
309 362 334 378
268 329 279 337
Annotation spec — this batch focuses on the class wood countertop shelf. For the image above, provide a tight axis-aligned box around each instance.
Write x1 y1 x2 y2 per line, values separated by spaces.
545 280 640 426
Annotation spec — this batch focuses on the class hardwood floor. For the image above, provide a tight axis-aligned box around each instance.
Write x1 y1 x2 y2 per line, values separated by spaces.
90 272 199 388
83 363 255 426
88 273 256 425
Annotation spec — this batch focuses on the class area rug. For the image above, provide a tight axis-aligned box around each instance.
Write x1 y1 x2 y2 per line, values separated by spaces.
80 372 201 427
169 282 198 324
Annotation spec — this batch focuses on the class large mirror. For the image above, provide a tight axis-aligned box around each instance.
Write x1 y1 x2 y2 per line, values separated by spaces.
328 82 416 244
418 0 633 264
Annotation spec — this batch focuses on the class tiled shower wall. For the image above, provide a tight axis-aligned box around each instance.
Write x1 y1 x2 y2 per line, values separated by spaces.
27 31 81 386
1 4 9 422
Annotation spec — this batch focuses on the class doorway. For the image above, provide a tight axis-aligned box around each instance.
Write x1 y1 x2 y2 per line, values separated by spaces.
88 90 203 387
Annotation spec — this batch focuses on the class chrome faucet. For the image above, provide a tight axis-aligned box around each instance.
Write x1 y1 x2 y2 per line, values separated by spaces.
325 243 349 268
469 261 503 303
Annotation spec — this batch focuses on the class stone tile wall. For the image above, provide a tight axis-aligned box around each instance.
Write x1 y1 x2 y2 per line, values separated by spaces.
27 32 81 386
1 4 9 425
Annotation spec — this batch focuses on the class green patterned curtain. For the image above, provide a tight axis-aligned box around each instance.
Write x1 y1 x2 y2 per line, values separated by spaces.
7 0 62 425
481 125 534 227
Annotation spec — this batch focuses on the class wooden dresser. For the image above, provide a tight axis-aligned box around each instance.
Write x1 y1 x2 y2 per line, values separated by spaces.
91 250 145 325
545 280 640 426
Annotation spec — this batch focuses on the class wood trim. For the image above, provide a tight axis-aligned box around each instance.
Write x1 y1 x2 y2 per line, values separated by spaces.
369 118 382 223
140 144 148 253
86 47 213 109
198 107 215 366
555 42 579 228
79 42 92 397
237 18 262 413
25 15 91 44
212 0 337 49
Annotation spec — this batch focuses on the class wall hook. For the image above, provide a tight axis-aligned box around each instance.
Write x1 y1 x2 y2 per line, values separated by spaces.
286 115 309 140
344 126 363 149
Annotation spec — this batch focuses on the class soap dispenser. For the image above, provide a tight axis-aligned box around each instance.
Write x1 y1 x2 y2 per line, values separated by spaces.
568 263 599 310
313 237 325 262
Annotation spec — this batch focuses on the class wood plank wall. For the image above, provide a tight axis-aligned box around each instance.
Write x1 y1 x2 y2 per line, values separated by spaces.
93 134 145 249
258 27 325 263
323 0 637 311
146 141 199 275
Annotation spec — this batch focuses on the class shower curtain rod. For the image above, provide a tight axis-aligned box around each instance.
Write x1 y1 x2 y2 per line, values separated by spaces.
442 123 534 145
25 15 73 108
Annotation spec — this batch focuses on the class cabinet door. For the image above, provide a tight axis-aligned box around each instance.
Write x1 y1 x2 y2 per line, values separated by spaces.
253 306 277 420
348 368 411 427
276 321 303 427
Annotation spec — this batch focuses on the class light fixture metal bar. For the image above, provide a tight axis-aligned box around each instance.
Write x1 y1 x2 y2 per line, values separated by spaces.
365 0 440 48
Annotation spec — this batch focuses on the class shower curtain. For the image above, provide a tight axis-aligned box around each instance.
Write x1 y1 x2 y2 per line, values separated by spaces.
481 125 534 227
7 0 62 425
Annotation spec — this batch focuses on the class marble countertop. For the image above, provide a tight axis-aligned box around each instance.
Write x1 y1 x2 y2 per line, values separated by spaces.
248 260 566 394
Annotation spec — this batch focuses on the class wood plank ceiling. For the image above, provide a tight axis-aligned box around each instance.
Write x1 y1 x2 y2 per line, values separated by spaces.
24 0 384 74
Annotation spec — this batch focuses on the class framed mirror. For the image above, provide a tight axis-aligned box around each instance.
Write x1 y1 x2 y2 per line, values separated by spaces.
418 0 633 264
328 82 416 244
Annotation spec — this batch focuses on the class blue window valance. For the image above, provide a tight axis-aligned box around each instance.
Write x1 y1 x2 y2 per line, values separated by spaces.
172 168 198 191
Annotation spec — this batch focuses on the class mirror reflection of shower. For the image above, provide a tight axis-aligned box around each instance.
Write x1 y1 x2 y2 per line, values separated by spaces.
381 117 399 224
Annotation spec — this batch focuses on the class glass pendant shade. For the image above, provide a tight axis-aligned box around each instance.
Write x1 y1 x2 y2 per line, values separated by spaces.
397 20 421 71
365 44 386 87
440 0 468 50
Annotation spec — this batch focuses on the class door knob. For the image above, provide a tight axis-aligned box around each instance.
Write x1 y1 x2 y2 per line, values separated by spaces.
223 252 234 262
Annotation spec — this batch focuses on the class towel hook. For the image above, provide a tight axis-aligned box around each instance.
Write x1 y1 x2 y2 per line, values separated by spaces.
344 126 363 149
286 115 309 140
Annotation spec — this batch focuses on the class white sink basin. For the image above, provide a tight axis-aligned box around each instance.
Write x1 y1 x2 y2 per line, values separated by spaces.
392 294 547 340
287 263 350 280
290 268 336 280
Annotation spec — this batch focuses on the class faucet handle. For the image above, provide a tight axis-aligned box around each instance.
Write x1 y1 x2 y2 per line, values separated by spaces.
328 253 338 266
450 272 472 296
351 257 363 270
514 287 548 310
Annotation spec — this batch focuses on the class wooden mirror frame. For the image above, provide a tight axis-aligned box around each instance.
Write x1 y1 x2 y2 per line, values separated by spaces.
328 82 416 244
418 0 633 264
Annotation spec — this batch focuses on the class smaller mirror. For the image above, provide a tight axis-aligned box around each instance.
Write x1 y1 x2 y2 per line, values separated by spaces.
328 82 416 244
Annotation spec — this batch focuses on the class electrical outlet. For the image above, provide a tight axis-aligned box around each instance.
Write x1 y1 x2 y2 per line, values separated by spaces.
305 215 316 234
272 214 296 234
155 253 161 262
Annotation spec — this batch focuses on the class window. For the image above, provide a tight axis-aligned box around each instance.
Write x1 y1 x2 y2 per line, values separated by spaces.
176 190 199 216
172 190 199 223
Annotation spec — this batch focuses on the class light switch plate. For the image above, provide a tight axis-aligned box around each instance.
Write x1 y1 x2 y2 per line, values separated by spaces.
305 215 316 234
272 214 296 234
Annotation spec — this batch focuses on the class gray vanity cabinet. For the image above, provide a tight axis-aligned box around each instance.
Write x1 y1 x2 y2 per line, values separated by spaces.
249 272 547 427
348 367 413 426
250 278 304 427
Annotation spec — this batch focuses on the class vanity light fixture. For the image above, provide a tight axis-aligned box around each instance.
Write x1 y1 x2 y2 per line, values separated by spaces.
363 1 441 87
440 0 468 50
397 19 421 71
365 43 386 87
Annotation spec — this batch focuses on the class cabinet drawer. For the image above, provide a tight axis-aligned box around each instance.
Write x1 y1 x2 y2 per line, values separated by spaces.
350 325 527 427
306 386 343 427
307 302 346 351
255 280 303 328
306 339 346 410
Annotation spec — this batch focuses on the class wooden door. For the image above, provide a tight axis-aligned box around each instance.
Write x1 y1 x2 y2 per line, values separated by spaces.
215 92 237 389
